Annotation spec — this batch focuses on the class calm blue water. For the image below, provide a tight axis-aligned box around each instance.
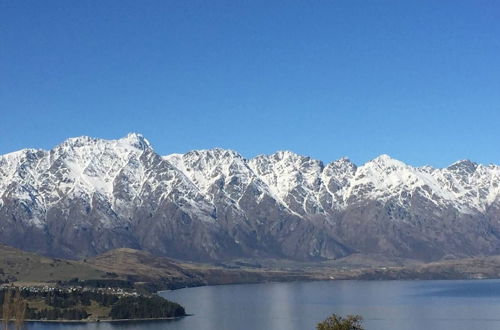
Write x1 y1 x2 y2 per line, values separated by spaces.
25 279 500 330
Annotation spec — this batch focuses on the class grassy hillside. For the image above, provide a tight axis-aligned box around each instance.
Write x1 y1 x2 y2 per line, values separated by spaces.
86 248 316 289
87 248 200 281
0 245 316 290
4 244 500 291
0 244 106 284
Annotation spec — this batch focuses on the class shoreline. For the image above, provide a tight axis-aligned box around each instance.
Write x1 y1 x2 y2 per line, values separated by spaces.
157 277 500 297
158 273 500 293
15 315 189 323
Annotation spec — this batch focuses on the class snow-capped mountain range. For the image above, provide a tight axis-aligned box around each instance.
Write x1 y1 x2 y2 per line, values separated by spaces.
1 133 500 261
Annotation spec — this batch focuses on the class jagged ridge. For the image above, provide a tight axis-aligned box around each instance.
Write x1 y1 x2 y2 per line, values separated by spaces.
1 133 500 262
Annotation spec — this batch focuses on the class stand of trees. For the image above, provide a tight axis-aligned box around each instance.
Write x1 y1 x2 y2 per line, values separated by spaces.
25 307 88 321
40 290 119 308
1 288 186 321
110 296 186 319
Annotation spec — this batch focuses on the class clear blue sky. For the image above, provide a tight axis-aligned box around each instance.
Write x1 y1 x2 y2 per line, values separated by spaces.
1 1 499 167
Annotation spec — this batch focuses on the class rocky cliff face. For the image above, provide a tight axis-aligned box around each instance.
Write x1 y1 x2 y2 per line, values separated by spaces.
1 133 499 261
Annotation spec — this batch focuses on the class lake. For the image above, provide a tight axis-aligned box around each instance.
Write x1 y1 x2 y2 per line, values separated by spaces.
25 279 500 330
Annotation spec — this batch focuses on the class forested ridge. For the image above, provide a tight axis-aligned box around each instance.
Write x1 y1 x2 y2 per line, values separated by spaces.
0 288 186 321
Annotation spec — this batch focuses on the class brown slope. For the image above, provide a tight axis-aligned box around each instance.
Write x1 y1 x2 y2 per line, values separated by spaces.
85 248 318 287
85 248 202 282
0 244 106 284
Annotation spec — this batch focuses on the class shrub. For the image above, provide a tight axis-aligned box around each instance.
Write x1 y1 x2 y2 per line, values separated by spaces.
316 314 364 330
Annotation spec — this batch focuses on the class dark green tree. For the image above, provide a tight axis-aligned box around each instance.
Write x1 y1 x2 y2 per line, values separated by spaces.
110 296 185 320
316 314 364 330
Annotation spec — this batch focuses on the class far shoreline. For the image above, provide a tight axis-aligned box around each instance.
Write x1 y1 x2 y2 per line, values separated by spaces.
158 275 500 293
17 315 190 323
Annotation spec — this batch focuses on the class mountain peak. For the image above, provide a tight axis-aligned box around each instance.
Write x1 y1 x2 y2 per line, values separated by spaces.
59 133 152 151
62 135 99 147
270 150 313 162
447 159 478 174
373 154 393 161
183 148 243 161
333 156 355 165
367 154 406 168
328 157 357 172
122 133 151 150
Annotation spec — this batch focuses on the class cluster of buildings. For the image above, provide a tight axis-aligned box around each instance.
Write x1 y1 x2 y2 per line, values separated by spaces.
0 284 140 297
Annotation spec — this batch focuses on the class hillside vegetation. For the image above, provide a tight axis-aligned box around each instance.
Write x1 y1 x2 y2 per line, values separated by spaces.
4 244 500 293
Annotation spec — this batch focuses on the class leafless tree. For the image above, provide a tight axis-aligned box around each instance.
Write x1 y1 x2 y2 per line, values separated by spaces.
2 289 26 330
2 289 12 330
13 290 25 330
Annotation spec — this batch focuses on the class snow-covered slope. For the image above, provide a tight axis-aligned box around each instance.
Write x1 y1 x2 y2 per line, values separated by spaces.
0 133 215 226
341 155 500 213
1 133 500 261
